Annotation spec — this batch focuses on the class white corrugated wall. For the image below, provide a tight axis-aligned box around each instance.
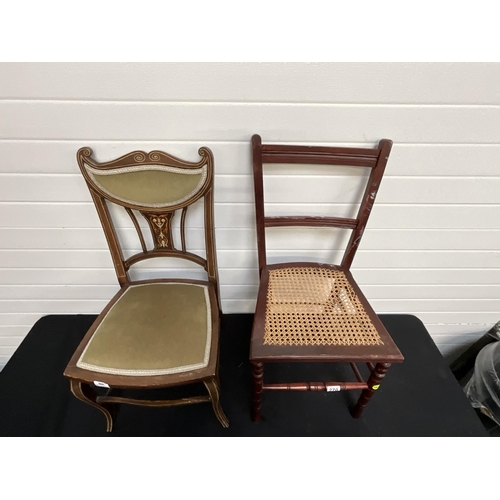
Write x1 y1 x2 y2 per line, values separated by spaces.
1 62 499 369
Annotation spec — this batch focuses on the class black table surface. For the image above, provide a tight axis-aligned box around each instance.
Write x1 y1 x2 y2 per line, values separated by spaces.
0 313 487 436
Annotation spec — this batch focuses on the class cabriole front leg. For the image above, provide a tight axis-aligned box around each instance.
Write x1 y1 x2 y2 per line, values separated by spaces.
70 379 115 432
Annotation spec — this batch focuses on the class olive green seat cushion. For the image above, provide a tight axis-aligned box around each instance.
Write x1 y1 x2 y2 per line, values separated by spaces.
77 283 211 376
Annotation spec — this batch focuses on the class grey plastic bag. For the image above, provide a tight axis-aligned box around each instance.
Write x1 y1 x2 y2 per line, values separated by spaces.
464 340 500 426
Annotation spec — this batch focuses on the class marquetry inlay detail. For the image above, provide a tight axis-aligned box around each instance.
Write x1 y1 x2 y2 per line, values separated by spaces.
143 212 174 250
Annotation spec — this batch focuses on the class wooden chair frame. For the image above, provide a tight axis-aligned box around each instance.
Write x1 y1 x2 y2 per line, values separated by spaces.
64 147 228 431
250 134 404 421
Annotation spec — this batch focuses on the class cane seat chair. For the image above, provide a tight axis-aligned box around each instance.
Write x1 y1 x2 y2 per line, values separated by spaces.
64 147 229 431
250 134 404 421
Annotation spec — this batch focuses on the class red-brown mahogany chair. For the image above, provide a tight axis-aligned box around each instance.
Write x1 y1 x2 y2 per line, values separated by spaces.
250 134 404 421
64 147 229 431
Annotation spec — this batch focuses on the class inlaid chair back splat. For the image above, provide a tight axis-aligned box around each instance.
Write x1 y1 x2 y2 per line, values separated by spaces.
250 134 404 422
64 147 228 431
77 147 219 299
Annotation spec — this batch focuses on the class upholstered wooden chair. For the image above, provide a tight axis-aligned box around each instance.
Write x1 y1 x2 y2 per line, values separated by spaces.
64 147 228 431
250 134 404 421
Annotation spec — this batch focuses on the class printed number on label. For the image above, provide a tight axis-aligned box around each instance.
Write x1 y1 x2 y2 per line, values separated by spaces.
326 385 341 392
94 381 110 388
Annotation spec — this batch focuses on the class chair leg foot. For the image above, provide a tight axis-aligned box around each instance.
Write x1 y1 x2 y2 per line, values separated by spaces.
70 379 115 432
351 362 391 419
251 362 264 422
204 378 229 428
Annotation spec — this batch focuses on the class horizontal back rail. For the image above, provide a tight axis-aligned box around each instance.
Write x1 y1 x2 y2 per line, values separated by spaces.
124 250 207 270
262 153 377 167
261 144 379 156
262 144 378 167
264 216 358 229
253 134 392 273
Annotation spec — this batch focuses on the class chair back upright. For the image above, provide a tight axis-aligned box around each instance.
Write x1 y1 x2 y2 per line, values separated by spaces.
252 135 393 274
77 147 218 297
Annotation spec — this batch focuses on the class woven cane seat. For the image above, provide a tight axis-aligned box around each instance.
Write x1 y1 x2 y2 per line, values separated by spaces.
264 266 383 347
249 135 404 422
